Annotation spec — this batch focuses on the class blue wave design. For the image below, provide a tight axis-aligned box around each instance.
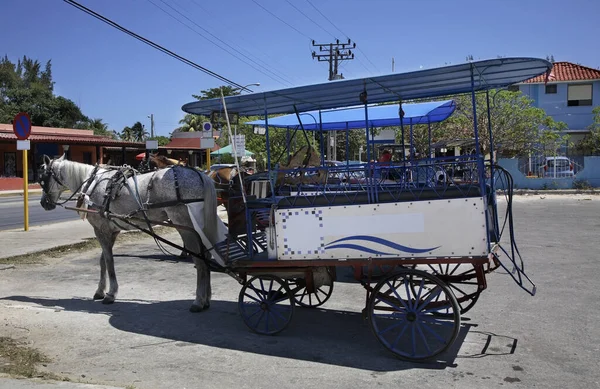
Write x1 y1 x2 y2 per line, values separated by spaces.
325 235 439 254
325 244 394 255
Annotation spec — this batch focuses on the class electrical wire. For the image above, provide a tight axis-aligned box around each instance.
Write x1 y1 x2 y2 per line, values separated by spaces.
284 0 337 39
149 0 293 87
62 0 249 90
251 0 312 40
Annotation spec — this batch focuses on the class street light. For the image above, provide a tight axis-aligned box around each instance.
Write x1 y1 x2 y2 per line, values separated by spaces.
235 82 260 94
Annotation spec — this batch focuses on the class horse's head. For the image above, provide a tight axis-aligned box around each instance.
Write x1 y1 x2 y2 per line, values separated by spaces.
39 154 69 211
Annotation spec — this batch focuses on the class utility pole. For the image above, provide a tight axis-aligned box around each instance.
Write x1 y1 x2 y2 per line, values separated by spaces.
148 114 154 138
312 39 356 160
312 39 356 81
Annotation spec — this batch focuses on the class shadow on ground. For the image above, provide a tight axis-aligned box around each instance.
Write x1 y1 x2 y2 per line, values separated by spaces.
1 295 516 371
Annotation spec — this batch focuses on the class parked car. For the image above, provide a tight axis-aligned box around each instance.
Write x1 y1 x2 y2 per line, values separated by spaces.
538 157 575 178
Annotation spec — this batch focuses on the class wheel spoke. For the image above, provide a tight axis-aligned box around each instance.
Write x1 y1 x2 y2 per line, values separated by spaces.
415 321 432 355
416 286 443 311
419 318 449 344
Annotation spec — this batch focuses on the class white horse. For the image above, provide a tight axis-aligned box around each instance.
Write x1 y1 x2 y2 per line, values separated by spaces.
39 154 220 312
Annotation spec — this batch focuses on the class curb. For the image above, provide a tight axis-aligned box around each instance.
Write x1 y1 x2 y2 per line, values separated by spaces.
509 189 598 195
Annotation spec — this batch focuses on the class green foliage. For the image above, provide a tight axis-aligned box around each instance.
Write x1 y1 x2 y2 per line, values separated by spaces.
573 179 592 190
121 121 147 142
576 106 600 154
192 86 241 101
405 90 568 157
76 118 118 139
0 55 86 128
148 135 170 146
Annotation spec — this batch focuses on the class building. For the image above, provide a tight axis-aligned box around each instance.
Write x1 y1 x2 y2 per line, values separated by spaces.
162 131 219 168
0 124 145 182
512 61 600 144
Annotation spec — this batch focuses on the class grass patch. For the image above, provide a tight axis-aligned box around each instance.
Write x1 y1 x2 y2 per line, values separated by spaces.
0 337 64 380
0 225 175 265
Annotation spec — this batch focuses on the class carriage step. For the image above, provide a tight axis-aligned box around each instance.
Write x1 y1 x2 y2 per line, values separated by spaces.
214 232 269 265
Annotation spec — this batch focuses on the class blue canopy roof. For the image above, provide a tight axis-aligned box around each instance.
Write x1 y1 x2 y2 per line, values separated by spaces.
182 57 552 116
245 100 456 131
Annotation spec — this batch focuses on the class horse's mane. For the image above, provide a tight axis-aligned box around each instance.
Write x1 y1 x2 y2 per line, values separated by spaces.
59 159 96 192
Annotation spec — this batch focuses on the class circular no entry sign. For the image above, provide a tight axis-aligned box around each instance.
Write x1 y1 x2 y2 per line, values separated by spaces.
13 112 32 140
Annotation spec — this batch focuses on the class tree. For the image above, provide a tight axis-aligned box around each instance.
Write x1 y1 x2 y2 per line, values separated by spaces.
120 126 134 141
576 106 600 155
148 135 171 146
177 113 206 132
0 55 86 128
403 90 568 158
77 118 118 139
130 121 147 142
192 86 241 101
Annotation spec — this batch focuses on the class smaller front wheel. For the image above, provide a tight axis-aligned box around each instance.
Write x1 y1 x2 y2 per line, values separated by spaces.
238 275 294 335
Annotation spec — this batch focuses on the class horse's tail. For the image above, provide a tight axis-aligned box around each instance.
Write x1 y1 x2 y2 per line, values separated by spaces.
199 170 219 245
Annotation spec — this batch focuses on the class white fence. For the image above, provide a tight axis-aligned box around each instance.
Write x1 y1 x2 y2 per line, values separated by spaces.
517 155 584 179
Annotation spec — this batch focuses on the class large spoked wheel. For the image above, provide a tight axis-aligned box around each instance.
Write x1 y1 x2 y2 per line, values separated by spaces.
368 269 460 361
286 278 334 308
412 263 482 316
238 275 294 335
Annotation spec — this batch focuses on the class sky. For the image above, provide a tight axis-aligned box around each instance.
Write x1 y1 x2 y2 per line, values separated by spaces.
2 0 599 137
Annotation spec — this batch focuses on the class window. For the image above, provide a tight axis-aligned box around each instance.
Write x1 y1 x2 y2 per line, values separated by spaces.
83 152 92 165
507 85 520 92
545 84 557 94
567 84 592 106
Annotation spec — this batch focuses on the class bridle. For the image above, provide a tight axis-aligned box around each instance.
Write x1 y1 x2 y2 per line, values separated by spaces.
39 159 78 207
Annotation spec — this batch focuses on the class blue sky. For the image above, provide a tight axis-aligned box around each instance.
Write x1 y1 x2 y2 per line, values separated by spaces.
2 0 599 137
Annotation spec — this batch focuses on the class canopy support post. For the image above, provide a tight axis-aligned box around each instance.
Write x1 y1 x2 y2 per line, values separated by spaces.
470 65 491 252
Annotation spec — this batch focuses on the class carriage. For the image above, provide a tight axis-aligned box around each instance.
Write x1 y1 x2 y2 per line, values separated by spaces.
177 57 544 361
42 57 546 362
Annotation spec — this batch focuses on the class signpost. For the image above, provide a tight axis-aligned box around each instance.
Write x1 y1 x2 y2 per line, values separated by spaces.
13 112 32 231
202 122 213 169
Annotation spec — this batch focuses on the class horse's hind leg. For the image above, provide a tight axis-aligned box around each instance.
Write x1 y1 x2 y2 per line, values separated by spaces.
178 229 211 312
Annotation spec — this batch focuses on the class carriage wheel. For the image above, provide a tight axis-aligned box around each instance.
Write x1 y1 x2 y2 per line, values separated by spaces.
286 278 334 308
367 269 460 361
238 275 294 335
412 263 482 316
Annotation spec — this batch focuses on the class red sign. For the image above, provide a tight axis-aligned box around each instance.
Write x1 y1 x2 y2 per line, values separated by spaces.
13 112 32 140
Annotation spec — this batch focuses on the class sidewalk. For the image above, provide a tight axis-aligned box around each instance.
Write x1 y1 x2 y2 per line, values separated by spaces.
0 219 95 260
0 207 230 260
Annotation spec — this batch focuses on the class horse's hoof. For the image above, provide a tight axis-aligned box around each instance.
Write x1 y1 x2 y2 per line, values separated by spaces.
93 292 105 300
204 301 210 310
189 304 204 313
102 295 115 305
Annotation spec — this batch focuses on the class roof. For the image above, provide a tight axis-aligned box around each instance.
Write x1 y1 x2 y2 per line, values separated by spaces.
0 124 144 147
162 137 201 149
245 100 456 131
210 144 255 156
182 57 551 116
522 61 600 83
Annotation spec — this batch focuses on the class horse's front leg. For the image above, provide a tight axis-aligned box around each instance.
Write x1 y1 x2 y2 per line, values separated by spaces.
93 252 107 300
97 230 120 304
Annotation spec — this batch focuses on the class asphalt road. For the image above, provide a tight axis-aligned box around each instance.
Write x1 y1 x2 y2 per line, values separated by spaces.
0 195 599 389
0 195 79 231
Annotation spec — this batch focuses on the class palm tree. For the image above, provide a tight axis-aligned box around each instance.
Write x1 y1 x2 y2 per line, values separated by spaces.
177 114 205 132
131 121 148 141
120 126 134 141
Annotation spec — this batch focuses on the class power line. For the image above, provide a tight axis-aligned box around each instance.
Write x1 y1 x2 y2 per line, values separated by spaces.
180 0 301 85
251 0 312 40
304 0 380 74
284 0 336 39
148 0 293 86
62 0 249 90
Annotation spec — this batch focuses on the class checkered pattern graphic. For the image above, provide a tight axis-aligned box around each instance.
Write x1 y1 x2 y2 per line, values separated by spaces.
281 209 326 256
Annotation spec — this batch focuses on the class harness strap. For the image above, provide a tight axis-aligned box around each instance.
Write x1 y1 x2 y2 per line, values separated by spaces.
172 166 182 202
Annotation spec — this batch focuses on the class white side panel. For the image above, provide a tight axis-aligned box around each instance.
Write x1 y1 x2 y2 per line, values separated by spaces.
275 198 488 260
